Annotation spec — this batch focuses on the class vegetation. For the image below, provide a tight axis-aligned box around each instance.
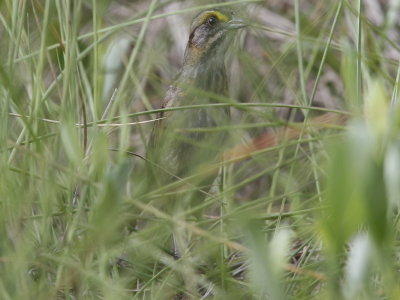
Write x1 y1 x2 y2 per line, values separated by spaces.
1 0 400 299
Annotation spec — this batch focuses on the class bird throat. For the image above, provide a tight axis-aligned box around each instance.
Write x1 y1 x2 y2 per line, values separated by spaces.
180 51 228 98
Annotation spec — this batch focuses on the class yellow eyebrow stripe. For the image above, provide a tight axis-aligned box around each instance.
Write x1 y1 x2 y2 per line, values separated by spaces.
202 11 229 24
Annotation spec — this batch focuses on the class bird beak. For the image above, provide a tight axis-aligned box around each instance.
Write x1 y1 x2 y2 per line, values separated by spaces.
226 17 247 30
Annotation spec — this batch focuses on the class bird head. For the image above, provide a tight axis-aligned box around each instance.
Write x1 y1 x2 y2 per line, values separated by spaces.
183 9 246 68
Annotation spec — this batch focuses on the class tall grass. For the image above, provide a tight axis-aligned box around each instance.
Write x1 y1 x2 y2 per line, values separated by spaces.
1 0 400 299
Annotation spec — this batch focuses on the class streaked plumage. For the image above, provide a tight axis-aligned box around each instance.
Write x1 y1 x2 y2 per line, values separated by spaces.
148 9 246 183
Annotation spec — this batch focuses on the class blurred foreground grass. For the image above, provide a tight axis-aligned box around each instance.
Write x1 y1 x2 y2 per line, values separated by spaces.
1 0 400 299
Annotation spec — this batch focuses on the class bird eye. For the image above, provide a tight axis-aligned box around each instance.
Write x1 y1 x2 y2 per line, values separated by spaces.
207 16 217 26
